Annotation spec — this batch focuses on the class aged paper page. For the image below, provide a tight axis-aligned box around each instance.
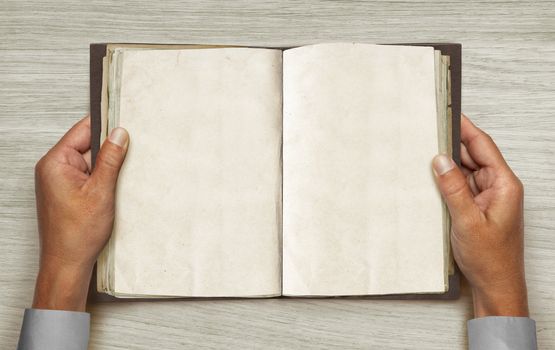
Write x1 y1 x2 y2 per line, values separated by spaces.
112 48 282 297
282 43 446 296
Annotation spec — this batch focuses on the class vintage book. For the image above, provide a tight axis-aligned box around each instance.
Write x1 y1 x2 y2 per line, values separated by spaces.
90 43 461 300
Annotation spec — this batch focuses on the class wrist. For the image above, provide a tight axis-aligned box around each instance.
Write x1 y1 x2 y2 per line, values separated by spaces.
472 282 529 318
32 258 93 312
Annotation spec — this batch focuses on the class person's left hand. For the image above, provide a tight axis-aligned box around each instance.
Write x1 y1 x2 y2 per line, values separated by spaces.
33 116 129 311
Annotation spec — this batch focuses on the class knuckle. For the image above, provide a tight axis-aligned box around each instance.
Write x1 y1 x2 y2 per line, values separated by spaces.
483 132 494 144
34 155 50 176
444 177 467 198
98 146 122 170
514 178 524 196
505 176 524 198
34 158 44 176
477 129 494 144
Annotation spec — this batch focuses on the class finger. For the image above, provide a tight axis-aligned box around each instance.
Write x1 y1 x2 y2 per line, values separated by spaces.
56 115 91 153
460 114 507 170
460 143 479 171
466 172 480 196
432 154 482 225
65 150 90 174
88 128 129 193
461 165 473 176
83 150 92 173
460 166 480 195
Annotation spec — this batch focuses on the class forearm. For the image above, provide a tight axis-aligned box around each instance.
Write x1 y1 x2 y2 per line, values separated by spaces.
32 258 92 312
472 285 529 318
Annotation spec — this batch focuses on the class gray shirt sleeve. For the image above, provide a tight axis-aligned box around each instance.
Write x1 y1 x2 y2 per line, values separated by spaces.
16 309 537 349
468 316 537 350
17 308 90 350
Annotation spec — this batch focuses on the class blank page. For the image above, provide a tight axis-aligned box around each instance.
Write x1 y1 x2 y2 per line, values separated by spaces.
282 44 446 296
111 48 283 297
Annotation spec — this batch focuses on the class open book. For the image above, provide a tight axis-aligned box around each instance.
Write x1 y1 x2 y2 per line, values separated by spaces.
90 43 460 299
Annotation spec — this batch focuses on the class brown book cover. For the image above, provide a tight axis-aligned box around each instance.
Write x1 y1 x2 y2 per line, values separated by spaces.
89 43 461 302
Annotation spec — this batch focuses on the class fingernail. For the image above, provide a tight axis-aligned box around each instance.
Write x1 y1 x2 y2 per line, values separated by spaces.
108 127 129 147
432 154 455 175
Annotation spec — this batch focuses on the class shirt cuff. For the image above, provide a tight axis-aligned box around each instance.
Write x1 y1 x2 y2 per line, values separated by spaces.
468 316 537 350
17 308 90 350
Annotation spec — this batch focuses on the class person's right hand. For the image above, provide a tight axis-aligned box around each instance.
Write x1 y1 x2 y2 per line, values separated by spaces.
432 114 528 317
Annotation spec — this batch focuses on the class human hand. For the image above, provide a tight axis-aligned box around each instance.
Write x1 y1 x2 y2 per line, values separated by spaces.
432 114 528 317
33 116 129 311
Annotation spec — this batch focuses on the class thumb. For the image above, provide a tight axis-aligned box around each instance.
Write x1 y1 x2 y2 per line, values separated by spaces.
90 127 129 193
432 154 478 223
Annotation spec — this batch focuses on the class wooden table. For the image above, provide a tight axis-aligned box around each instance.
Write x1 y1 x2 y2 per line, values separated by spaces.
1 1 554 348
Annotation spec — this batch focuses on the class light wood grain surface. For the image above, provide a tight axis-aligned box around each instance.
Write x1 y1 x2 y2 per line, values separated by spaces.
1 1 554 349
